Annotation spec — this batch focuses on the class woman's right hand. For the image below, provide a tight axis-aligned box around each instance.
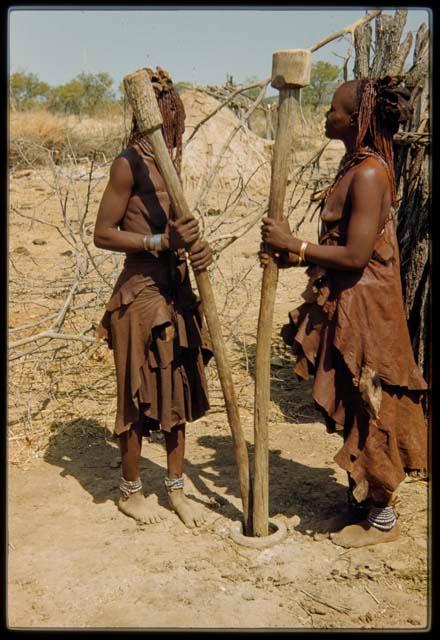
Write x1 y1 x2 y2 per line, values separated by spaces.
259 244 300 269
167 216 200 249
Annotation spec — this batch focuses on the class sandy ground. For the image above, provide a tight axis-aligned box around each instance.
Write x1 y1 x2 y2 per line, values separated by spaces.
7 143 430 630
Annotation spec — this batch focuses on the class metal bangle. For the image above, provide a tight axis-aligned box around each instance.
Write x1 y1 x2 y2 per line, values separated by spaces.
143 234 165 252
143 235 151 251
151 234 163 251
299 241 308 264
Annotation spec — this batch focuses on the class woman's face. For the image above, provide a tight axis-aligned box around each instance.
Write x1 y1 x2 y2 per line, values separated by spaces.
325 82 357 141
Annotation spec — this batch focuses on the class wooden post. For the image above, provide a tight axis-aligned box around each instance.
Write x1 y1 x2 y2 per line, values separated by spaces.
253 50 311 537
123 69 252 535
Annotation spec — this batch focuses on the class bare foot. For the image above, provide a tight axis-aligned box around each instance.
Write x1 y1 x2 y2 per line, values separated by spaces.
118 492 166 525
330 520 400 548
167 489 207 528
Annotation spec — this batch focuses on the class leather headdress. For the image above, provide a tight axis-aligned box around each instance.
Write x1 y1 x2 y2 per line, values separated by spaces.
374 76 413 124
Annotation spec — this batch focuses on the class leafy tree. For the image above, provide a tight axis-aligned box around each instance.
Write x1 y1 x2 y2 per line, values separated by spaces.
302 61 341 110
9 72 50 110
48 72 115 116
77 72 115 114
48 80 84 115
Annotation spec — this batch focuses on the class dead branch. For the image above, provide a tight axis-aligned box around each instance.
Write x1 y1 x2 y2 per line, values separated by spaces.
193 82 268 213
388 31 414 76
333 34 355 82
9 329 95 351
184 79 270 147
309 10 382 53
209 210 264 253
10 205 77 248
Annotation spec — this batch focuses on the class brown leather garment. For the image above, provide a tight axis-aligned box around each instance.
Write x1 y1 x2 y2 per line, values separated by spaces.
96 145 212 436
282 212 427 503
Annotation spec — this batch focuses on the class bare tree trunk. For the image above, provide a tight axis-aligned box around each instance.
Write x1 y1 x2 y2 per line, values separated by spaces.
353 12 431 392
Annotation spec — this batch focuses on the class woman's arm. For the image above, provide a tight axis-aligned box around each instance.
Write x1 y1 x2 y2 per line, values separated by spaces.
261 162 388 272
94 157 201 253
93 157 145 252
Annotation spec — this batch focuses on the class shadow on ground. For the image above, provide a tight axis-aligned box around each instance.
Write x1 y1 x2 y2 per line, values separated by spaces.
44 419 347 535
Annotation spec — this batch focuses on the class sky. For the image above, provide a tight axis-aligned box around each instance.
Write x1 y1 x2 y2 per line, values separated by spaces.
8 6 431 95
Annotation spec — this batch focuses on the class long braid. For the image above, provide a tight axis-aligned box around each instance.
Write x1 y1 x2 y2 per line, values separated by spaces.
159 88 185 176
355 78 397 204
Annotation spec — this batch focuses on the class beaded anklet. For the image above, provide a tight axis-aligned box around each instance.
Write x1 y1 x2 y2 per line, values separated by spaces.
164 476 184 492
120 476 143 499
367 505 397 531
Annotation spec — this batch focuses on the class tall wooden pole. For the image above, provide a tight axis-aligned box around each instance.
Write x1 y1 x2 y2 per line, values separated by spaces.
253 50 311 537
123 69 252 535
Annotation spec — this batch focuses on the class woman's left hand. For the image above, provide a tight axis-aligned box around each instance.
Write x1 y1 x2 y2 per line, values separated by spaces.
188 240 213 272
261 216 293 252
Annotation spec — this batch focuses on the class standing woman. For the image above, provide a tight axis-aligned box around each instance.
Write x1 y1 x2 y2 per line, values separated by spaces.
94 67 213 529
260 76 428 548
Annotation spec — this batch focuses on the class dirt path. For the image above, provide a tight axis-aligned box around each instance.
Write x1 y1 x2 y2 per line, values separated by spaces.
8 157 429 630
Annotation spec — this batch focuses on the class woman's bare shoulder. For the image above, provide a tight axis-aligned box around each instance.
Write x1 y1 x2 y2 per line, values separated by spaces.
109 155 134 191
350 156 389 193
354 155 389 180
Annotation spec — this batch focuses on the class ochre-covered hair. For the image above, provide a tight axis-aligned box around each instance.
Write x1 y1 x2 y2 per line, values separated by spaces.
352 76 413 203
128 66 186 176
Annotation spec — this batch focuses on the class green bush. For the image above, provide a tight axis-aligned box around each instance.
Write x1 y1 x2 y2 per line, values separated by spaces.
302 61 342 110
9 72 50 111
48 72 115 116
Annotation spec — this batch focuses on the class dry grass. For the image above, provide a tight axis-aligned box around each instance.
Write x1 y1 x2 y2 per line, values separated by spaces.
8 97 328 171
9 110 67 145
9 108 128 167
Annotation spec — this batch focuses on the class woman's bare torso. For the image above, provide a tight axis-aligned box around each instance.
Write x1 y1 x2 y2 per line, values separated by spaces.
119 148 173 238
320 157 392 235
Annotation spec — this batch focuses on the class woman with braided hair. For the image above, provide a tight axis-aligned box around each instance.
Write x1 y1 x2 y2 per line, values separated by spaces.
259 77 427 548
94 67 214 528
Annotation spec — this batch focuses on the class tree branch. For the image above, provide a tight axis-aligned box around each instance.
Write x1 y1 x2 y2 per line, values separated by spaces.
309 9 382 53
184 79 270 148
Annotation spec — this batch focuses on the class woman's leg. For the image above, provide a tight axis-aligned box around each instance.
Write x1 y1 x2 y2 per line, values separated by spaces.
331 383 427 548
326 369 401 547
331 410 400 548
164 422 186 479
119 421 143 481
164 423 207 529
117 422 165 524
